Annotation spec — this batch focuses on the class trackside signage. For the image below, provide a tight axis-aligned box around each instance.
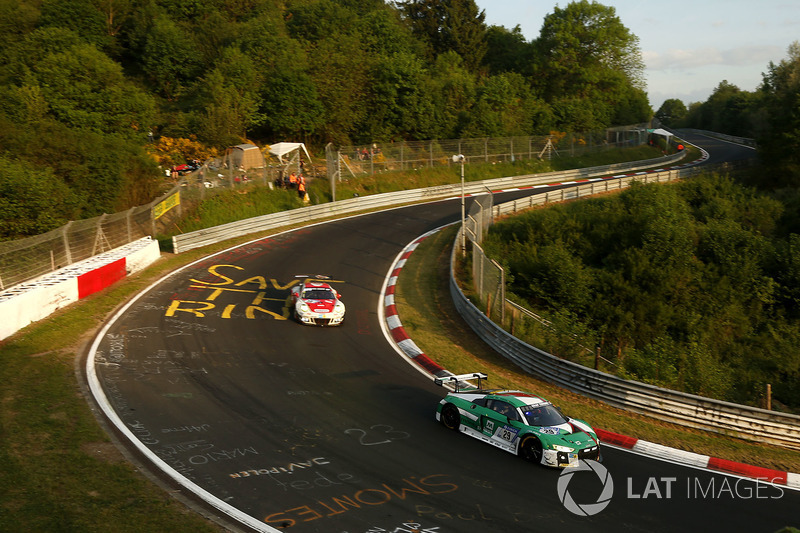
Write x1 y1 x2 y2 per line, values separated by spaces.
154 191 180 219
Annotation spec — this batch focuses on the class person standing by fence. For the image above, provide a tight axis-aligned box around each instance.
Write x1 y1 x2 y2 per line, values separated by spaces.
297 175 307 202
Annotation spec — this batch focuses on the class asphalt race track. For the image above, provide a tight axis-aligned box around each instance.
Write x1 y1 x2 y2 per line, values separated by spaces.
84 133 800 532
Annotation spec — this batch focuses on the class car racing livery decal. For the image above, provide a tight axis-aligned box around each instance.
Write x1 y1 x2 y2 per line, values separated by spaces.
490 424 519 447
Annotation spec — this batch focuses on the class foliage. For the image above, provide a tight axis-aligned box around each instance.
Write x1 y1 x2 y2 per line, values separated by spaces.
655 98 688 127
757 42 800 188
0 156 78 239
483 174 800 409
533 0 647 131
0 0 651 239
682 81 766 139
395 0 488 71
484 25 533 76
0 0 657 240
148 136 221 168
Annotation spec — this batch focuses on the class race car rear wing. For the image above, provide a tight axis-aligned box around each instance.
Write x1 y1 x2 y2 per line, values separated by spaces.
435 372 488 393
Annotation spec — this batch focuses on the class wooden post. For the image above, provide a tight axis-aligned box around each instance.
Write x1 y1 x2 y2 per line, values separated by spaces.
767 384 772 410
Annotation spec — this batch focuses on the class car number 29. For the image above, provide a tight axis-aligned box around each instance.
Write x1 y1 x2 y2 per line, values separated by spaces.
496 427 515 442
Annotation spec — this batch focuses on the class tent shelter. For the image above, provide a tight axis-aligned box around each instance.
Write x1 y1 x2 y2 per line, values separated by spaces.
225 143 265 170
649 128 673 144
268 142 314 179
269 142 312 164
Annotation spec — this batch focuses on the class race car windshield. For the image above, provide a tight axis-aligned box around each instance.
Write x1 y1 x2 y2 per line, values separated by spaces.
303 289 336 300
522 404 568 427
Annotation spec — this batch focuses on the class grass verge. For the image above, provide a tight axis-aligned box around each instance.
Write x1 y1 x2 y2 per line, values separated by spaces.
393 225 800 474
0 228 307 532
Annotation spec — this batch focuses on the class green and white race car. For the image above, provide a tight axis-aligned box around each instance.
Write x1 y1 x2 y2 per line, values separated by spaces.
435 373 601 468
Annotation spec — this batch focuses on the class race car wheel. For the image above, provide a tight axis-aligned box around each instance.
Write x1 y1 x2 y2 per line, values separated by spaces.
440 404 460 431
519 435 543 463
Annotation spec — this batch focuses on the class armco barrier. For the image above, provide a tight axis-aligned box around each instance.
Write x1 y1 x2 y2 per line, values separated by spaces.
172 152 685 253
0 237 160 340
450 180 800 450
383 227 800 489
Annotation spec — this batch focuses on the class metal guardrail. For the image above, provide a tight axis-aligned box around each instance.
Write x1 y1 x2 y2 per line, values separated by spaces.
683 128 758 148
173 152 685 253
449 170 800 450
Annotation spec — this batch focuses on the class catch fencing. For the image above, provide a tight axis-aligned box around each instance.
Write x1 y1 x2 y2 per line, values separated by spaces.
0 125 650 293
0 158 281 292
0 205 156 292
331 125 650 179
172 151 683 254
453 160 800 449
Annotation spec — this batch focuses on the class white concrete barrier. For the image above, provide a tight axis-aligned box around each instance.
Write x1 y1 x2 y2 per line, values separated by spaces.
0 237 160 340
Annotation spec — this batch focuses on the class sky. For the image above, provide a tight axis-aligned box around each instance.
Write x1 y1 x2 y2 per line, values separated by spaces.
473 0 800 111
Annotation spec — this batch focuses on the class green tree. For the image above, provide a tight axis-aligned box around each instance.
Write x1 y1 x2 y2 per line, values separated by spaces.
234 12 326 140
361 51 436 140
1 27 155 137
459 72 551 137
0 156 78 239
655 98 687 127
426 51 477 139
0 0 39 53
534 0 647 129
396 0 488 71
483 25 532 75
137 14 204 99
759 41 800 186
775 234 800 318
612 85 651 125
33 41 156 135
38 0 112 51
195 47 264 144
305 33 371 144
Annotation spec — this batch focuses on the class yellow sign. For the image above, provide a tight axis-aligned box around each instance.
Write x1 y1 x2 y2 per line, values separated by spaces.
154 191 180 219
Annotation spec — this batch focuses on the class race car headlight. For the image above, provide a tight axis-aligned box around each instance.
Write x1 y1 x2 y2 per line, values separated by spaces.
551 444 575 453
298 303 310 313
334 303 345 315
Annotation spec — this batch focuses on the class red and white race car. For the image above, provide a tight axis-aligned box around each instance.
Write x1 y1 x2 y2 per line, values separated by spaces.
290 278 345 326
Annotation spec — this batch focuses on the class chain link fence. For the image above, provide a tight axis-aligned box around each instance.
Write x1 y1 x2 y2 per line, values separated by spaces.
0 206 154 291
331 125 649 179
1 125 649 293
0 155 283 292
464 191 506 323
